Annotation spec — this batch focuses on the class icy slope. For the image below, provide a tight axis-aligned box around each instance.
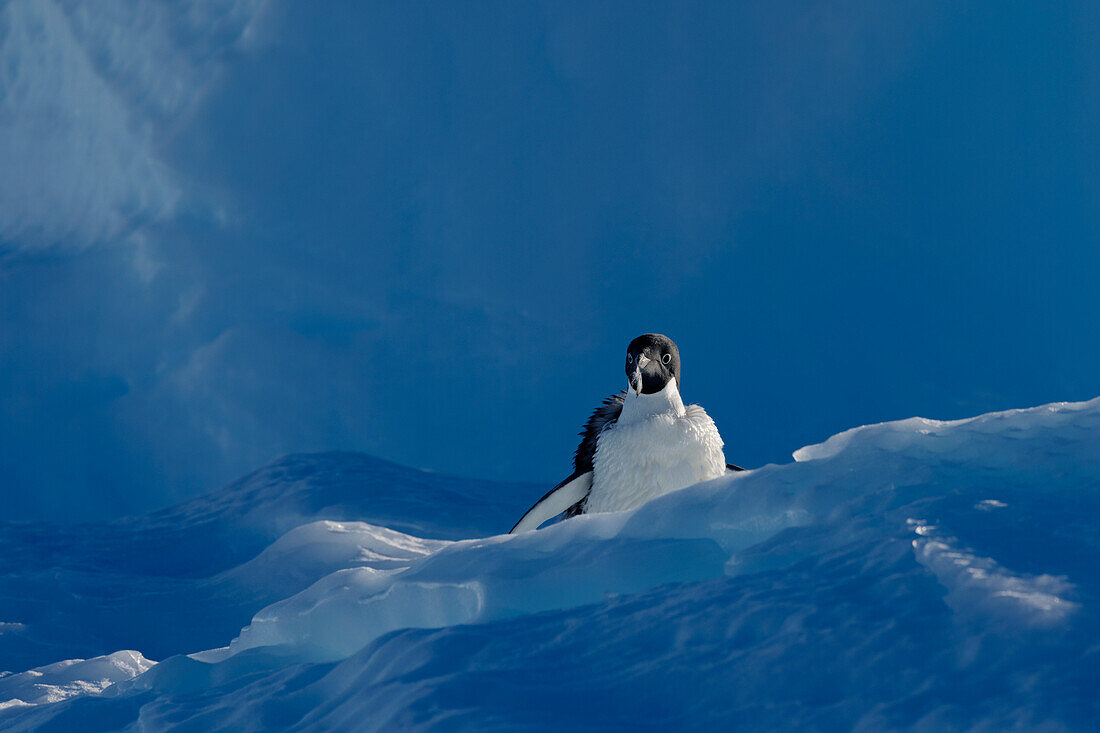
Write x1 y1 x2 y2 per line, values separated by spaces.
3 400 1099 730
0 454 535 671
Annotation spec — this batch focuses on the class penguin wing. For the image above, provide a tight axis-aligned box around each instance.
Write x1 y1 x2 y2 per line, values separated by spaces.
509 393 625 534
509 471 592 533
726 463 746 472
573 391 626 474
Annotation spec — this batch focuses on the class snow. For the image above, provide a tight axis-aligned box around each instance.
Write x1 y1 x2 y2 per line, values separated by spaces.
2 400 1099 730
0 651 153 709
0 453 534 673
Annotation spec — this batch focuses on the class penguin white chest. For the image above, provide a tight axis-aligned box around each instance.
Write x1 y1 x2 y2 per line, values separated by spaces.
587 401 726 514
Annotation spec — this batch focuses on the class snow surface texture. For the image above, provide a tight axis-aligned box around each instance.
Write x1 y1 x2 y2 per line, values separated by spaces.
0 651 153 711
2 400 1099 730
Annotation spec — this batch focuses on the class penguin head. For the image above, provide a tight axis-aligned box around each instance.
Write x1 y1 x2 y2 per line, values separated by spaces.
625 333 681 395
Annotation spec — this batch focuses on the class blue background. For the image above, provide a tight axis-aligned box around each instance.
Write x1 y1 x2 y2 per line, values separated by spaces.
2 1 1098 519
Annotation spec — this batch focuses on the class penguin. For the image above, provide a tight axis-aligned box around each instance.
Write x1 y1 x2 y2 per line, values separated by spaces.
510 333 743 533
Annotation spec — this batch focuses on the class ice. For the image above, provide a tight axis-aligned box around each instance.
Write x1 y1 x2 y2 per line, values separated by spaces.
198 516 728 663
0 453 534 674
911 526 1078 628
0 651 152 709
2 398 1099 730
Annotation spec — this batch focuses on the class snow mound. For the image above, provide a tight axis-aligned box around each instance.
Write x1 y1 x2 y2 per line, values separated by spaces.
3 399 1100 730
0 454 533 673
0 651 152 710
219 520 449 599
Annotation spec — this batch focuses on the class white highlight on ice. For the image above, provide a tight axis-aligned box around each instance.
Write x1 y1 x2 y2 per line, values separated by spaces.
909 520 1077 628
0 651 153 709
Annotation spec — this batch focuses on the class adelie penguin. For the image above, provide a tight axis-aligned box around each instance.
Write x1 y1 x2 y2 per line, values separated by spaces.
510 333 743 533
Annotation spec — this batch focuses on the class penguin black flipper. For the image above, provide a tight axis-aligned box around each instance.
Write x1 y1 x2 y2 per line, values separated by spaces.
726 463 746 472
509 392 626 533
508 471 592 533
572 392 626 474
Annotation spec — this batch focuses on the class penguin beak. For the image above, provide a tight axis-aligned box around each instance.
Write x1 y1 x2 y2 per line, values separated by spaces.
629 354 651 395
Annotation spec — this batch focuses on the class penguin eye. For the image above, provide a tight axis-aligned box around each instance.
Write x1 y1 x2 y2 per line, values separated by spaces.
662 353 671 365
626 353 633 364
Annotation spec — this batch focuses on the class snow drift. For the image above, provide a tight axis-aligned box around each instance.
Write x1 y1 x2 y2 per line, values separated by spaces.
2 400 1099 730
